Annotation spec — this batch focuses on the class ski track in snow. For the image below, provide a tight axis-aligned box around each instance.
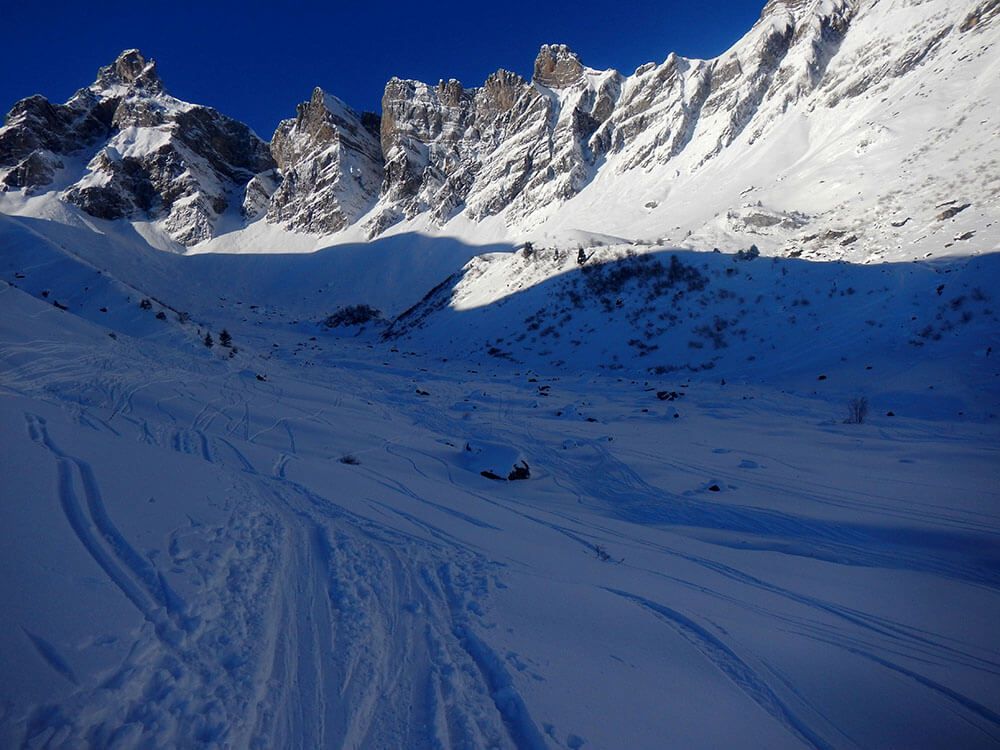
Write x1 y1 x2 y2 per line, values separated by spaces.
10 369 547 747
3 4 1000 737
604 588 835 750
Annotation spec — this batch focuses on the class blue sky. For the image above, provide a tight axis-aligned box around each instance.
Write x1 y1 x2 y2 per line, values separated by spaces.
5 0 764 138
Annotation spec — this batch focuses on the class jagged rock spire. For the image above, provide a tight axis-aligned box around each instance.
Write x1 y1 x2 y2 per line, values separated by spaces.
93 49 164 94
533 44 584 87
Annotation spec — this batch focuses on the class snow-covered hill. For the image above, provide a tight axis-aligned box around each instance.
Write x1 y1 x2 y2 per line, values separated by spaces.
387 242 1000 385
1 204 999 747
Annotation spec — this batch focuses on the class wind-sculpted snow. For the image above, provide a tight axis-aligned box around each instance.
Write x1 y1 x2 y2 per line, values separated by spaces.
1 213 999 747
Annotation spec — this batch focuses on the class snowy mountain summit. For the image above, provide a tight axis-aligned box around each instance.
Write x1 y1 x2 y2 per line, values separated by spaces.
2 0 998 259
1 50 274 244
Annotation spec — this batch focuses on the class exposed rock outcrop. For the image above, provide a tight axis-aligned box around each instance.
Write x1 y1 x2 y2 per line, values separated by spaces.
1 149 63 192
533 44 585 88
265 88 382 233
366 44 622 235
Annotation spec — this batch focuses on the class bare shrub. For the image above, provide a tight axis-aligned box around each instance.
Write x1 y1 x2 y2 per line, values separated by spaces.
846 396 869 424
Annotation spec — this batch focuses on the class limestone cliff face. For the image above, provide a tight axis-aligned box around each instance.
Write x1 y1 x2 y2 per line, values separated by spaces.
533 44 585 88
264 88 382 233
368 44 623 236
359 1 871 236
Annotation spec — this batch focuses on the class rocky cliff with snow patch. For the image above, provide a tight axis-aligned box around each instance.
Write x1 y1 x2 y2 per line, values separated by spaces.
263 88 382 234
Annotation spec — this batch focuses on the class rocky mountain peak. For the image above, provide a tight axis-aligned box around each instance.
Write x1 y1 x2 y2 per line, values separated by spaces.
0 47 276 244
533 44 585 87
93 49 164 95
478 69 528 115
263 86 383 234
435 79 465 107
759 0 827 15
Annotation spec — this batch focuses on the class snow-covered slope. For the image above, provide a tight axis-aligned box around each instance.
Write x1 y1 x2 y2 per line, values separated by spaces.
330 0 1000 263
386 242 1000 384
1 204 999 748
540 0 1000 263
